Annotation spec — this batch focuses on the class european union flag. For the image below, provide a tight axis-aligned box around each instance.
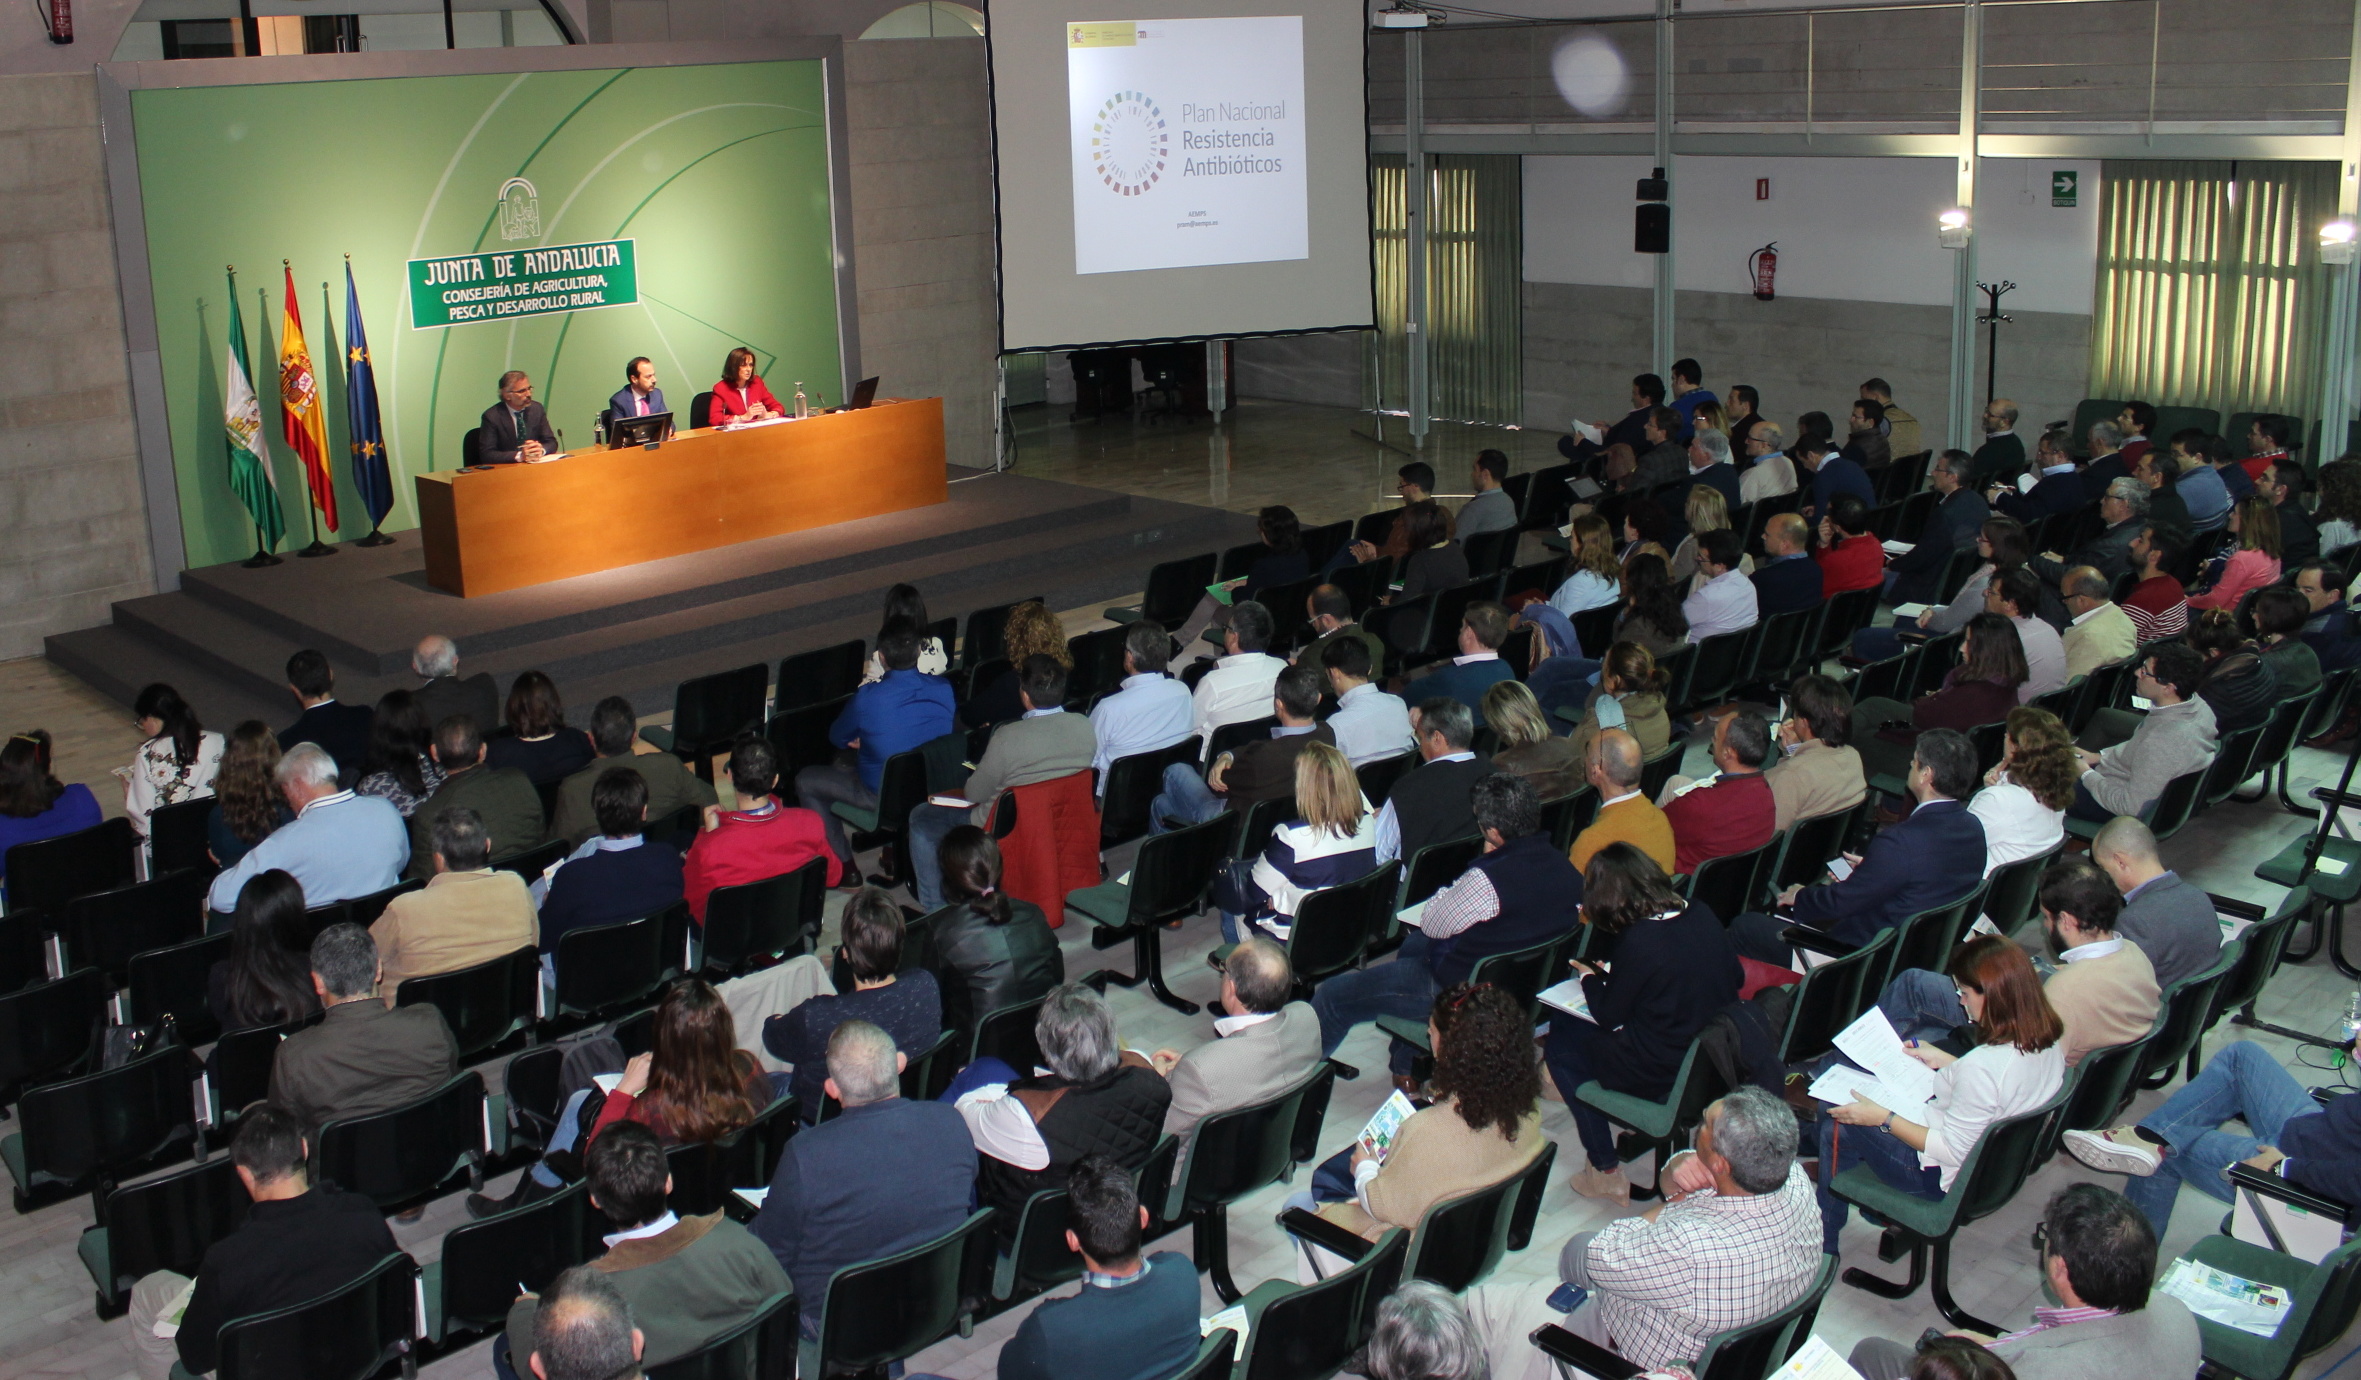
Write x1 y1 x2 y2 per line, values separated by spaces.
343 259 395 540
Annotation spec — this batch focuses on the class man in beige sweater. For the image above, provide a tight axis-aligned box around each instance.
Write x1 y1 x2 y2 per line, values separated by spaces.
1870 858 2157 1068
369 806 536 1003
1762 675 1867 832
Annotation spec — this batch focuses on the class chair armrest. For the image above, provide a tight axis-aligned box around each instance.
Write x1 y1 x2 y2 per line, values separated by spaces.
2313 1087 2357 1107
2209 893 2269 921
1528 1324 1643 1380
1278 1207 1374 1264
2228 1161 2355 1222
2311 787 2361 811
1783 927 1857 959
1373 1015 1431 1053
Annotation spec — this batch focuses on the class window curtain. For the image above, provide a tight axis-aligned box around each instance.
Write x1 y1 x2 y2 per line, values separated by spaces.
2089 159 2338 418
1371 154 1523 426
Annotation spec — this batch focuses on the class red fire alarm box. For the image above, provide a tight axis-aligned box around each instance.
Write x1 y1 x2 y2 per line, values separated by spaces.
1755 178 1770 201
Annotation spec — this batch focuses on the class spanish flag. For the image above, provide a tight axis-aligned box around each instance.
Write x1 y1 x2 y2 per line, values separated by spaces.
279 261 336 532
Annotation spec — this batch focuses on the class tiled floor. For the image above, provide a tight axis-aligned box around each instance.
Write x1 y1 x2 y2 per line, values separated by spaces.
7 399 2361 1378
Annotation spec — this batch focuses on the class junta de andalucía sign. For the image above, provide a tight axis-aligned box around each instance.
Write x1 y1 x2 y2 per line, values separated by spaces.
406 239 639 329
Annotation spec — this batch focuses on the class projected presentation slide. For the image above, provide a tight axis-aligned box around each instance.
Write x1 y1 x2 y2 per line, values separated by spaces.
1066 16 1307 275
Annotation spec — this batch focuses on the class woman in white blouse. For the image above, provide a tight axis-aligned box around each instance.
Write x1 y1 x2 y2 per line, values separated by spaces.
860 582 950 683
1967 707 2078 876
123 681 223 843
1547 514 1623 618
1814 936 2065 1253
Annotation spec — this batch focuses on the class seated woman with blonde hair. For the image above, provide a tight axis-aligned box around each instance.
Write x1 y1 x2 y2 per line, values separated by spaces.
1218 741 1377 945
1482 681 1582 800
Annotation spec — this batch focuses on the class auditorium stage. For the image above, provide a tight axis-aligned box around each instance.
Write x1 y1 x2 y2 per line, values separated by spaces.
46 469 1261 731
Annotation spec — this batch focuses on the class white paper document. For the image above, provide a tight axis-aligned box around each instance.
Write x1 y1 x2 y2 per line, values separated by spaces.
1202 1303 1251 1344
735 1186 770 1210
1770 1335 1867 1380
1538 977 1597 1023
1891 602 1932 619
1881 540 1915 557
1812 1009 1935 1110
2158 1257 2293 1336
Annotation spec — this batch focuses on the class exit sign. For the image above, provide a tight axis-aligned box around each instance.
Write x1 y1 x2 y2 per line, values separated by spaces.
2052 170 2078 207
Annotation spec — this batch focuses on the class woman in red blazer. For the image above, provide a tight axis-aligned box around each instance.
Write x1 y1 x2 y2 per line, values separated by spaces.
709 345 786 426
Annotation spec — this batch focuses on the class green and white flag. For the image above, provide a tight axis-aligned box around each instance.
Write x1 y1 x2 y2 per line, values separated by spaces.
224 271 285 551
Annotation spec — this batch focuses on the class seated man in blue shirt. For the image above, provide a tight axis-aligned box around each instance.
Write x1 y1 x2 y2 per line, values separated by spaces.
1087 619 1195 795
537 767 685 977
795 617 957 878
206 742 408 916
1406 602 1517 727
998 1154 1202 1380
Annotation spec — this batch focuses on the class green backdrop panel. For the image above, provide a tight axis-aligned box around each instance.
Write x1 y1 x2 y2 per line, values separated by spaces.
132 60 843 570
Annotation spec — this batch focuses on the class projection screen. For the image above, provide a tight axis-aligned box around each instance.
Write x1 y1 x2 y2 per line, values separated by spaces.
988 0 1374 352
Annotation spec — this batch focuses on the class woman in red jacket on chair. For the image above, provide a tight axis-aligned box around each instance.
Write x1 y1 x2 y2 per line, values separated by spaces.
709 346 786 426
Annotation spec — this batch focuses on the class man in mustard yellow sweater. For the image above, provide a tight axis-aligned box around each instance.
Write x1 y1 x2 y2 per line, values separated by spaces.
1568 729 1674 875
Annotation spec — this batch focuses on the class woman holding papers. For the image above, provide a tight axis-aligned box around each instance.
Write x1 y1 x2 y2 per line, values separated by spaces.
709 346 786 426
1545 844 1741 1205
1815 936 2065 1254
1288 984 1544 1262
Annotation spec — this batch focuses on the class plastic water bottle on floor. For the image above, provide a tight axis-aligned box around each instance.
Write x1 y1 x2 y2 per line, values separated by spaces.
2342 992 2361 1055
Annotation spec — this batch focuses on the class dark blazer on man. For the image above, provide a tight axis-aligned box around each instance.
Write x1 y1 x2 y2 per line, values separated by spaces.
1688 461 1742 514
474 399 557 465
2280 500 2321 568
1219 723 1336 806
281 699 374 782
1995 467 2086 525
1806 455 1875 518
2031 517 2143 586
749 1096 977 1328
2147 484 2192 538
174 1188 399 1375
268 997 459 1139
1970 433 2026 490
415 673 501 736
607 384 667 423
1886 488 1990 605
1750 554 1825 617
1627 441 1689 495
539 840 684 955
2080 453 2130 504
405 763 546 878
1788 798 1986 948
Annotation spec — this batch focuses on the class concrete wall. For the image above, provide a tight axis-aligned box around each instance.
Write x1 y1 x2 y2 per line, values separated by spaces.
0 73 154 661
1523 279 2091 455
843 37 999 470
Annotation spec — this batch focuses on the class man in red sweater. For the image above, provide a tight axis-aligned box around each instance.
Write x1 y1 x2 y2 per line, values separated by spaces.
2121 525 2191 643
683 737 840 923
1662 709 1776 878
1813 493 1886 596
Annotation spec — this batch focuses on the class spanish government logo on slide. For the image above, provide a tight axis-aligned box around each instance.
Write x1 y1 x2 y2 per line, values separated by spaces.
498 177 541 241
1089 91 1168 197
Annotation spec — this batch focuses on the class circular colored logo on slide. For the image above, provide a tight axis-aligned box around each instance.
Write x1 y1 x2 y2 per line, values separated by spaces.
1091 91 1168 196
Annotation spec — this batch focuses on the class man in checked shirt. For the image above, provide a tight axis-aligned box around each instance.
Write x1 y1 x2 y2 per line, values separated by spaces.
1467 1085 1821 1378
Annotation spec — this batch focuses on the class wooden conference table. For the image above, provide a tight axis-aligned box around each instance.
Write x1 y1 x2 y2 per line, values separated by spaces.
416 396 947 597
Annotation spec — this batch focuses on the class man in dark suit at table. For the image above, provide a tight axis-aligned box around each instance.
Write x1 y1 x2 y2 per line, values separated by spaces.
281 648 374 785
607 357 667 431
475 370 558 465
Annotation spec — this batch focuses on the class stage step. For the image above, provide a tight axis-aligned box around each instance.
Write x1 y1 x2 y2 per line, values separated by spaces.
47 472 1261 731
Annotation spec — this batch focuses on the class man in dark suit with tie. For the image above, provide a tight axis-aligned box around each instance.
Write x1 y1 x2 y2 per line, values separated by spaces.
1726 727 1986 963
606 357 666 431
474 370 557 465
280 648 374 785
1885 451 1990 604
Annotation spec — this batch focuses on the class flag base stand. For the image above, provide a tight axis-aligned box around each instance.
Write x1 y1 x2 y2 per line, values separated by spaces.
242 550 283 568
355 525 395 548
296 540 337 558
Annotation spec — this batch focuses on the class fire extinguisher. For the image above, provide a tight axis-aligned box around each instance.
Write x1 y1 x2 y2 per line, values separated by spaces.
1749 242 1777 301
43 0 72 42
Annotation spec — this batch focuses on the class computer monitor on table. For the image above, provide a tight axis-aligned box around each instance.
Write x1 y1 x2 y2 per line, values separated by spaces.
610 411 672 447
831 377 879 413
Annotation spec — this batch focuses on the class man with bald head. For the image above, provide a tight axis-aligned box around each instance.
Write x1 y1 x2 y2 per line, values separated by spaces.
2060 566 2138 681
2090 816 2223 990
1749 512 1825 616
412 633 499 732
1150 938 1323 1140
1569 728 1674 873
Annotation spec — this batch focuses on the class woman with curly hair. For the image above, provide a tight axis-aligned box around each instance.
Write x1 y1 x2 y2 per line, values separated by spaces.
1968 706 2077 876
1550 842 1741 1205
1547 513 1623 619
2315 456 2361 555
206 721 289 870
1288 982 1546 1262
962 599 1074 729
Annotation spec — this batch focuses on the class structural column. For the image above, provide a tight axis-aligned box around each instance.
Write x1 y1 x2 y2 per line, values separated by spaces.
1404 27 1428 443
2314 0 2361 465
1652 0 1675 376
1945 2 1984 453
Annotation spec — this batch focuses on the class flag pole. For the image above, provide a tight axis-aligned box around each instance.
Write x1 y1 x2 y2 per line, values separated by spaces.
342 257 394 546
278 270 335 558
230 266 285 568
